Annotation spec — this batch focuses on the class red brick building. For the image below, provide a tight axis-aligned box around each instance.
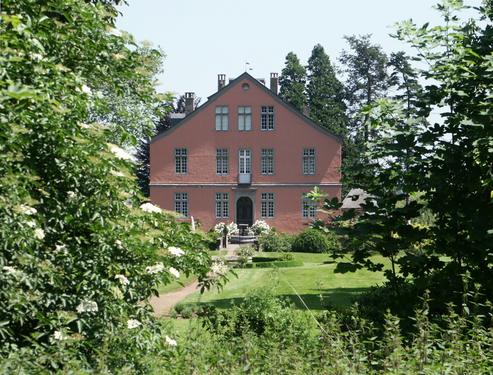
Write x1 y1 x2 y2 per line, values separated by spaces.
149 72 342 233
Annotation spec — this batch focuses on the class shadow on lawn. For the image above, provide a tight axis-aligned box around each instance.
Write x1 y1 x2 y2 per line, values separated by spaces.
186 287 370 311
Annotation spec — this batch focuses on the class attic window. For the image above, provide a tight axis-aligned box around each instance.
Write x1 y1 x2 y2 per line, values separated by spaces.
241 83 250 91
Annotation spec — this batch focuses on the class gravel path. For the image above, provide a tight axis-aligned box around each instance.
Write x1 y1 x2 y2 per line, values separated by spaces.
149 243 240 316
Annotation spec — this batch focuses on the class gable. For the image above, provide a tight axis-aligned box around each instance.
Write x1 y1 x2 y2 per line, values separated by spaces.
151 72 343 144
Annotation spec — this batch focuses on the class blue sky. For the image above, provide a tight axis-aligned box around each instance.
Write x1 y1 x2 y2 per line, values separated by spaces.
116 1 476 101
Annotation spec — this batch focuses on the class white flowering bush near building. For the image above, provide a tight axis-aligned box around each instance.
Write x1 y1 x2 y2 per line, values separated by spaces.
214 221 239 236
251 220 271 235
0 0 222 372
214 222 227 234
227 222 239 235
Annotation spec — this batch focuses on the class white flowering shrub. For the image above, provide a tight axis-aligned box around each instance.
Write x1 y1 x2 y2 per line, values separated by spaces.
214 222 227 234
251 220 271 235
227 222 239 235
0 0 221 372
214 221 239 236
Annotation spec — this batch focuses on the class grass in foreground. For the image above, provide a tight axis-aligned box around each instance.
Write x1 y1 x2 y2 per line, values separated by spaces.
179 253 389 310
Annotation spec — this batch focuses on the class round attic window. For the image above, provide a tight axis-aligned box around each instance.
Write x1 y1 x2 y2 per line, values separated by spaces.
242 83 250 91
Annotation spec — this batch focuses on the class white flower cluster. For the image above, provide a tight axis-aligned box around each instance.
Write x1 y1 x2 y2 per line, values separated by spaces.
214 222 227 234
165 335 177 347
146 262 164 274
108 144 134 161
34 228 45 240
127 319 141 329
81 84 92 95
18 204 37 215
169 267 180 278
55 244 67 252
168 246 185 257
110 170 125 177
140 202 162 213
53 330 65 341
251 220 271 235
227 222 239 235
115 274 129 286
76 300 98 313
207 260 229 279
108 27 123 37
25 221 36 228
3 266 17 275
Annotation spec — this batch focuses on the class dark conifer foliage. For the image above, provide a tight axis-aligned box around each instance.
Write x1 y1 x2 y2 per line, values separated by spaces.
279 52 307 111
306 44 348 137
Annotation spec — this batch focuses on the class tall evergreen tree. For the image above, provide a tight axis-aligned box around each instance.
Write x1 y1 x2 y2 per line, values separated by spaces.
339 35 389 192
306 44 348 137
279 52 307 111
340 35 389 146
388 51 422 115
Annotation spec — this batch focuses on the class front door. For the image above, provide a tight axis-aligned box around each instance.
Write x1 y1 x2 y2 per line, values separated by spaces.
236 197 253 226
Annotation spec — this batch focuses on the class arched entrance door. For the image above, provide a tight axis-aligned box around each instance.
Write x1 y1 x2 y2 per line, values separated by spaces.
236 197 253 226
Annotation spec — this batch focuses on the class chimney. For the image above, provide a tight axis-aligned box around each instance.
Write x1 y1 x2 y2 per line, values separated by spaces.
185 92 195 115
218 74 226 90
270 72 279 94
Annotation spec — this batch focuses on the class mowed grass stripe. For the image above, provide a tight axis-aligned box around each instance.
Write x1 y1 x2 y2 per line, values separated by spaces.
179 254 390 310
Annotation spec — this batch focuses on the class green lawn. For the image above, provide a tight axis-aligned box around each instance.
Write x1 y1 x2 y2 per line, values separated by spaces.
178 253 389 311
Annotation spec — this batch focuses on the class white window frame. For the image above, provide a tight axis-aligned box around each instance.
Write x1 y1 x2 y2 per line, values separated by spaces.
237 106 252 131
239 149 251 174
175 148 187 174
215 106 229 131
216 148 229 175
261 149 274 175
174 192 189 217
302 194 317 218
260 192 274 218
215 193 229 218
303 148 316 175
261 106 275 131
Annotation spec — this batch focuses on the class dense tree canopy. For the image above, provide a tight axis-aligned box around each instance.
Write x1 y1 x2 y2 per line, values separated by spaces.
306 44 348 137
0 0 217 371
279 52 307 111
321 0 493 314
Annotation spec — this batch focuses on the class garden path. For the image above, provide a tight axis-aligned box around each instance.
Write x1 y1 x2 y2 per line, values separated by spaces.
150 243 239 316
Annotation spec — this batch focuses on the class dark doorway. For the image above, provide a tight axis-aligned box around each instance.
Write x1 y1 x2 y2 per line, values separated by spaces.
236 197 253 226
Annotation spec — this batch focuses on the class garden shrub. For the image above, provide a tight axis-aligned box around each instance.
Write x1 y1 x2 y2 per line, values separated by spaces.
169 292 493 375
292 228 332 253
202 289 313 339
258 230 294 252
237 245 256 267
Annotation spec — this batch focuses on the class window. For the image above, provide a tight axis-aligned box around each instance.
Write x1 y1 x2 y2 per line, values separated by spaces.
261 192 274 218
261 149 274 175
174 192 188 217
302 194 317 218
261 106 274 131
238 106 252 131
175 148 187 174
215 193 229 218
239 149 251 174
303 148 316 175
215 106 229 131
216 148 229 175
